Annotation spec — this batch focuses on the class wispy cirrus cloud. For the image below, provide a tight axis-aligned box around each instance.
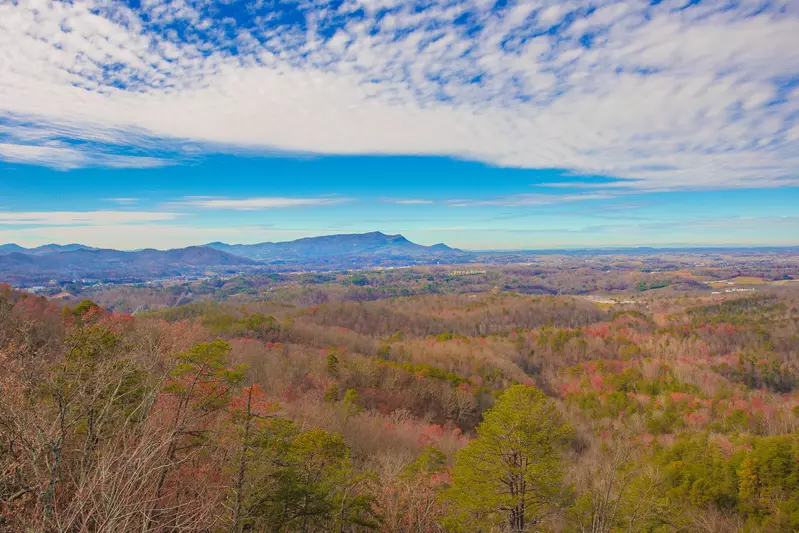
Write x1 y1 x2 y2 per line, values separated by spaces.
382 198 435 205
0 142 169 170
173 197 349 210
0 0 796 190
418 215 799 248
0 211 181 226
105 198 140 205
445 193 616 207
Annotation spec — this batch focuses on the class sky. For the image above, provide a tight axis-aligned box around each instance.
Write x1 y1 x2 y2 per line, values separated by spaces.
0 0 798 250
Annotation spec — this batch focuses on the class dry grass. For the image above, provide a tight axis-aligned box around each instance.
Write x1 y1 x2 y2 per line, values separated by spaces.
707 276 766 285
729 276 767 285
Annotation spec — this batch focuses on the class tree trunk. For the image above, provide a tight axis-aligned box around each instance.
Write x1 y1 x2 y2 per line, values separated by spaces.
232 385 254 533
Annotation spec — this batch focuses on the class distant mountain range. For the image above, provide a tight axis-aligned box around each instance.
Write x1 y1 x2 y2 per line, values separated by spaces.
0 243 98 255
0 232 468 285
0 246 257 285
3 232 799 288
205 231 466 263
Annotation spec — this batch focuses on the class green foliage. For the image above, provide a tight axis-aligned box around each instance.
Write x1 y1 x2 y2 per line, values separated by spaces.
375 358 471 386
536 326 584 353
636 280 670 292
646 408 682 435
345 274 370 286
243 312 279 332
243 427 379 531
71 299 101 318
736 435 799 529
550 328 582 352
342 388 362 415
202 312 280 338
65 323 123 362
166 339 246 418
569 443 673 533
402 446 447 480
376 344 392 358
724 408 754 433
444 385 572 532
65 299 104 326
153 301 214 321
612 309 652 322
323 383 339 403
567 363 699 428
55 325 148 437
604 390 644 418
713 352 797 393
686 295 785 326
567 389 644 420
605 366 697 396
657 435 740 509
155 303 281 338
326 351 339 376
655 433 799 530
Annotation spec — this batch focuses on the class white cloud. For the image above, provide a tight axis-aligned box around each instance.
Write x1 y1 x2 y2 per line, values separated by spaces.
174 197 348 210
0 211 181 226
383 198 435 204
0 0 796 190
445 192 616 207
0 143 86 169
0 142 168 170
105 198 139 205
415 216 799 248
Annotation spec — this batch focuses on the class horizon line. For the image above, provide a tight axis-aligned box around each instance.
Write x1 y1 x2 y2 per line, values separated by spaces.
2 233 799 254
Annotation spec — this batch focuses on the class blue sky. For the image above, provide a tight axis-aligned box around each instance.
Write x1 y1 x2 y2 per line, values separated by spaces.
0 0 797 250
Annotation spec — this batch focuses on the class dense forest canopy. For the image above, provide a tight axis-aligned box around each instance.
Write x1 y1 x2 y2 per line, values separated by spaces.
1 279 798 532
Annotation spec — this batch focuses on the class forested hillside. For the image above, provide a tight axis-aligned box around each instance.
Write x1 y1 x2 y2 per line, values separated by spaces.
1 284 798 532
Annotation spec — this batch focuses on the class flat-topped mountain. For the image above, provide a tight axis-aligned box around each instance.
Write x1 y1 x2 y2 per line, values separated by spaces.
205 231 467 262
